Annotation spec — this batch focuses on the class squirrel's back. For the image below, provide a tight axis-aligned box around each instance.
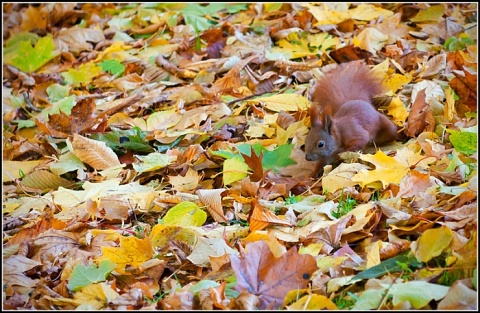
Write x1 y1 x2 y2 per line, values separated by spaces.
310 61 383 115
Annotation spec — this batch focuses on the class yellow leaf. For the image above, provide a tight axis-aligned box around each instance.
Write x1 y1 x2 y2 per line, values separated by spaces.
20 170 73 192
245 123 276 138
413 226 454 263
349 4 394 21
169 167 199 192
72 134 121 170
365 240 382 268
163 201 207 226
305 3 351 26
383 73 412 93
94 41 132 62
97 236 153 275
146 109 182 131
308 33 340 51
149 225 197 249
353 28 389 56
3 160 43 182
287 294 337 310
223 157 249 186
387 97 409 125
410 5 445 22
322 163 370 193
250 93 310 112
352 150 410 188
73 282 120 309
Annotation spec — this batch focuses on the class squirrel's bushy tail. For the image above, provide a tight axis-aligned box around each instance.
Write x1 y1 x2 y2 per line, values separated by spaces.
310 61 384 114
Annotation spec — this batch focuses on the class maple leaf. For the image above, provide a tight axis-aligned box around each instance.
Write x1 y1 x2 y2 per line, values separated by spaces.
230 240 318 310
241 146 265 182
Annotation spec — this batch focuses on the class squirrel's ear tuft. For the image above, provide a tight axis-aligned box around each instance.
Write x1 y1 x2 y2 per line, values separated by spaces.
324 114 333 134
310 105 323 127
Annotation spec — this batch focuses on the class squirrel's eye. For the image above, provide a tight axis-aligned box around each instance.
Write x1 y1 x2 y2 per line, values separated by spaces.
318 141 325 148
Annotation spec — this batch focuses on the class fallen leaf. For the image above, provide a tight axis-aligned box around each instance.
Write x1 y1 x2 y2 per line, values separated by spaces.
230 240 318 310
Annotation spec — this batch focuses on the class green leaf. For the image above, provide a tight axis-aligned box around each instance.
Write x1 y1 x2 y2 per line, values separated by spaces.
100 59 125 76
389 281 449 309
351 253 423 281
4 35 59 72
410 5 445 22
237 143 296 171
264 3 283 12
67 260 116 292
46 83 71 102
163 201 207 226
91 127 154 154
183 14 214 32
3 32 39 63
61 62 102 85
446 129 477 155
12 120 36 129
132 152 176 173
40 95 76 121
189 280 220 294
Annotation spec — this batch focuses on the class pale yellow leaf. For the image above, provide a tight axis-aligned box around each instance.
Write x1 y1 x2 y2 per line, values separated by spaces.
365 240 382 269
133 152 176 173
146 109 182 131
353 28 389 56
3 160 43 182
168 167 199 192
349 4 394 21
73 282 120 309
305 3 351 26
249 93 310 112
322 163 370 193
20 170 73 191
72 134 121 170
187 236 239 267
196 188 228 223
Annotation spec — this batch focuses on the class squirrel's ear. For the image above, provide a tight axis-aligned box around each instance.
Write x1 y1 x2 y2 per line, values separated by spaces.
310 105 323 127
324 114 333 134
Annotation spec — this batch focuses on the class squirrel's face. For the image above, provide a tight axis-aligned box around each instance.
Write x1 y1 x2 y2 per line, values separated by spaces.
304 124 337 161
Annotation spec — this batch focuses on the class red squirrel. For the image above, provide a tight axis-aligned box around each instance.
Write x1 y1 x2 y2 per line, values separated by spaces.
305 60 398 177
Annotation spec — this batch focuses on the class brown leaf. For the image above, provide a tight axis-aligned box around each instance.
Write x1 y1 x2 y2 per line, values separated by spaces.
45 98 97 137
241 147 264 182
306 215 352 253
230 240 318 310
196 188 229 223
397 169 434 198
159 290 194 310
249 199 292 232
404 89 435 137
72 133 121 170
329 45 374 64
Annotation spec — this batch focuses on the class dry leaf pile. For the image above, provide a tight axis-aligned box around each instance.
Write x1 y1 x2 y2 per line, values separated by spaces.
2 3 477 310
